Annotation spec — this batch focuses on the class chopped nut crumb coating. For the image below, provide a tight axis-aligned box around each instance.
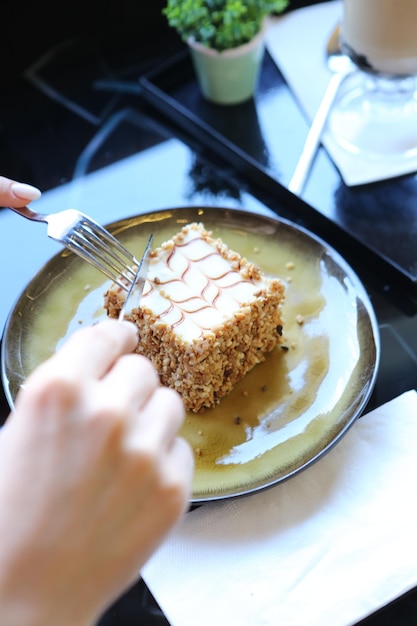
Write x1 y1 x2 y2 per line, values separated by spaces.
104 222 285 412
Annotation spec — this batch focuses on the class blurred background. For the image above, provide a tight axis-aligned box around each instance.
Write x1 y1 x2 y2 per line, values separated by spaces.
2 0 325 85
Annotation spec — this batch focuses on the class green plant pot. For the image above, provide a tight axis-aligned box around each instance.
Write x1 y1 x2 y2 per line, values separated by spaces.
188 27 266 105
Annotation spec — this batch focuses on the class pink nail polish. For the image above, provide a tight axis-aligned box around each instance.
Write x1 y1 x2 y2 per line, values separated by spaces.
11 182 42 201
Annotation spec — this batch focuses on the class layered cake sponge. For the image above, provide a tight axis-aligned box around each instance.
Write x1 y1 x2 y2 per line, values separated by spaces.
104 222 285 412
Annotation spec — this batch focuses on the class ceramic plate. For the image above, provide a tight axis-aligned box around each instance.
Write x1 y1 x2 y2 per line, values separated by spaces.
1 207 380 502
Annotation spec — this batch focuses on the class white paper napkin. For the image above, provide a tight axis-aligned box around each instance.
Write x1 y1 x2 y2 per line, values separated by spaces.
265 1 417 187
142 390 417 626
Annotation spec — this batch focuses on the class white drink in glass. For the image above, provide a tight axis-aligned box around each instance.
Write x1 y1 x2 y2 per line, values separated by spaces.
342 0 417 77
327 0 417 160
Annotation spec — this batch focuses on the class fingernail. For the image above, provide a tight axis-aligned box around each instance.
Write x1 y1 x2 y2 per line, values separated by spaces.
11 182 42 201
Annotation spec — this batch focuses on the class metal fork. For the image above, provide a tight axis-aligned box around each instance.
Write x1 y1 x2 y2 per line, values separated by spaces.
8 205 139 292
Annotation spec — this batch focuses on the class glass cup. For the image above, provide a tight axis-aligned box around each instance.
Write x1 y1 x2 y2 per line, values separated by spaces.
327 0 417 161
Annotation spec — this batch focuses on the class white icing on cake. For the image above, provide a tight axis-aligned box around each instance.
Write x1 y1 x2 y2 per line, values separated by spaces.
137 224 272 342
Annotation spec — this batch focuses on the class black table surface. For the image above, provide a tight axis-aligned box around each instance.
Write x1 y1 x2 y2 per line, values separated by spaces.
1 1 417 624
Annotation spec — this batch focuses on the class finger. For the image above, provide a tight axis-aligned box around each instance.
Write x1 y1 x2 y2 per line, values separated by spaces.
47 320 139 380
162 434 194 512
98 352 160 414
0 176 41 207
129 435 194 541
126 386 186 454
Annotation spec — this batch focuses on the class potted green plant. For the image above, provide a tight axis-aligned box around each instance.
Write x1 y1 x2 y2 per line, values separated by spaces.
163 0 289 105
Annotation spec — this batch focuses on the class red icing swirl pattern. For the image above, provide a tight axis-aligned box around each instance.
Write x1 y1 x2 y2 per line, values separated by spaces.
141 232 267 338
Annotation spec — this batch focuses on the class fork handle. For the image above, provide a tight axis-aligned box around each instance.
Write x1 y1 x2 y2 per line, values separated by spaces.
8 205 47 223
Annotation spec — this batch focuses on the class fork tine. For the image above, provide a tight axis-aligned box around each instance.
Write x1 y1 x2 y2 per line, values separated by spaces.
59 217 139 291
74 225 137 275
64 237 134 291
77 216 138 265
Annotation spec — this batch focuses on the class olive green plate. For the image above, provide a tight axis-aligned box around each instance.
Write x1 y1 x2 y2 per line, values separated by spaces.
1 207 380 503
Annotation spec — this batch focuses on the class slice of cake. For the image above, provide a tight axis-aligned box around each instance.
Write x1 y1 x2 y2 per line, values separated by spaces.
104 222 285 413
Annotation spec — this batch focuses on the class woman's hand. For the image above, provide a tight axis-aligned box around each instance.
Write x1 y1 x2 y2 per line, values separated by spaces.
0 319 193 626
0 175 41 207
